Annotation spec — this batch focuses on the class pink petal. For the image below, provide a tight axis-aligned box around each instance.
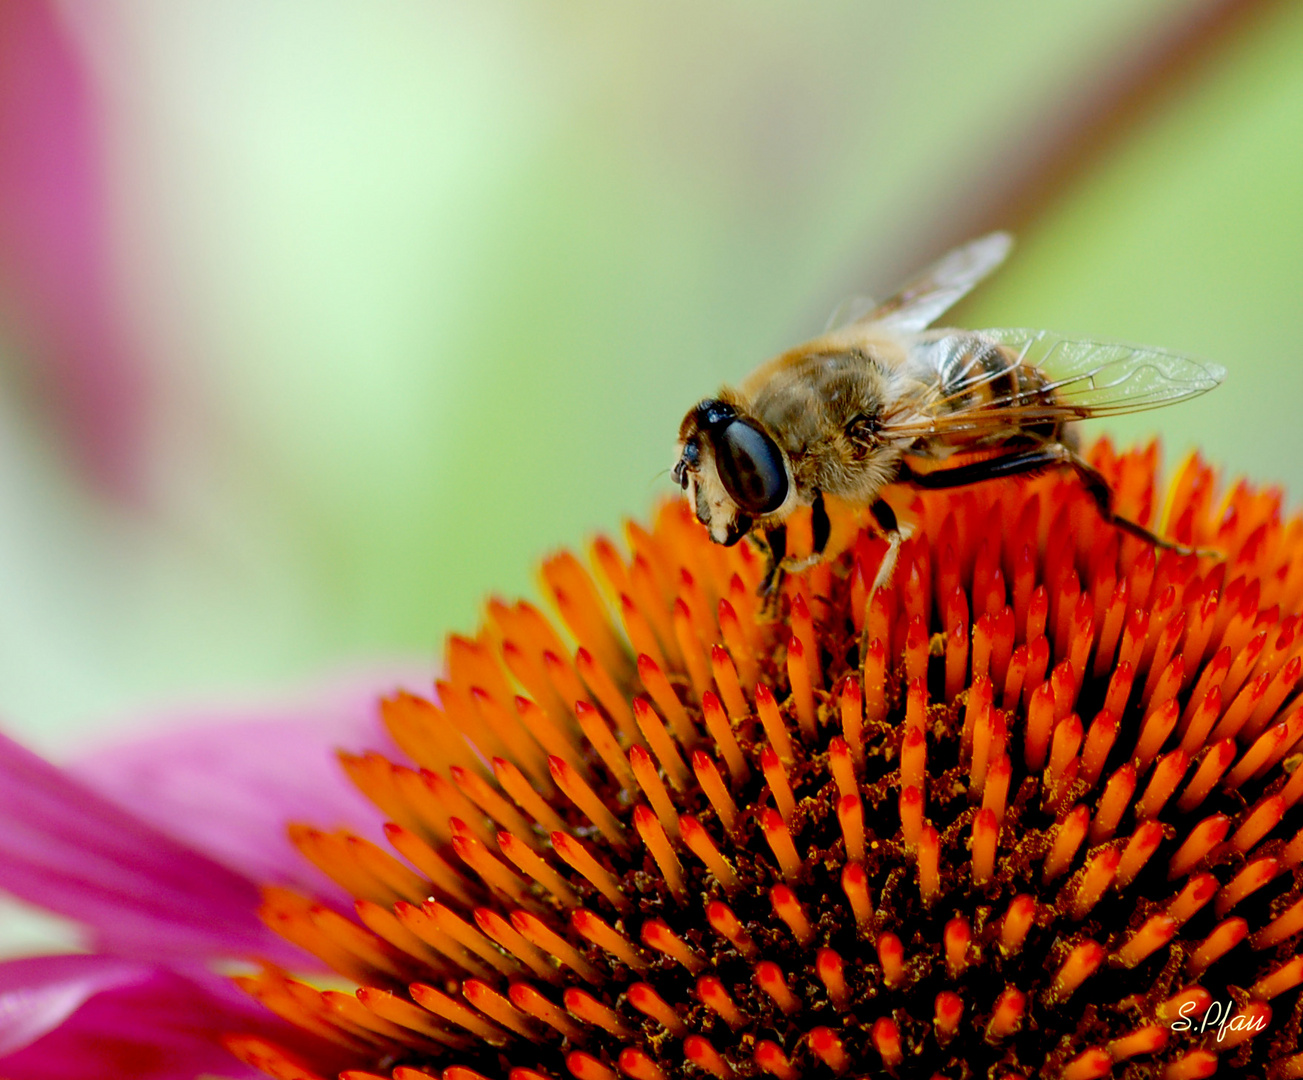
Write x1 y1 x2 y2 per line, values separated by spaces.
0 956 280 1080
0 955 148 1057
0 732 301 965
0 1 144 496
69 664 432 898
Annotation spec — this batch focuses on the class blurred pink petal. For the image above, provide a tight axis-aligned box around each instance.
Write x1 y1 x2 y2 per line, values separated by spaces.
68 670 424 898
0 0 143 495
0 730 300 964
0 672 432 1076
0 955 281 1080
0 954 145 1057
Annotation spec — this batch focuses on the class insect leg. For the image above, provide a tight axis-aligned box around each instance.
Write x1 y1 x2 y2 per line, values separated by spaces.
1064 450 1213 557
755 524 788 608
777 490 832 575
811 490 831 558
896 445 1071 489
756 492 836 608
869 497 908 590
900 446 1211 557
874 516 914 591
860 497 914 661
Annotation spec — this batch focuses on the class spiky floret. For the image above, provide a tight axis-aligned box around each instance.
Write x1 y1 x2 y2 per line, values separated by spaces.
231 440 1303 1080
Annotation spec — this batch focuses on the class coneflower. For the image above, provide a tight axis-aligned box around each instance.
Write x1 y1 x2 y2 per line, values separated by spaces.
231 439 1303 1080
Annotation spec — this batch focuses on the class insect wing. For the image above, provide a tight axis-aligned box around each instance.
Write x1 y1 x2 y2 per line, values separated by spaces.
880 327 1226 439
822 294 878 333
853 232 1013 334
981 328 1225 411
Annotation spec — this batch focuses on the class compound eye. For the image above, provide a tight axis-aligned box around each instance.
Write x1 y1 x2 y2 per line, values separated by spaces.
713 420 788 515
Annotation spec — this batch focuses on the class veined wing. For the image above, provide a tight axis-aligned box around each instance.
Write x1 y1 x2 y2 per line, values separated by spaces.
849 232 1013 334
879 327 1226 440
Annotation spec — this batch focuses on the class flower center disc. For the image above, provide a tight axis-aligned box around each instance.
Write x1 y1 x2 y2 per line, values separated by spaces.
231 440 1303 1080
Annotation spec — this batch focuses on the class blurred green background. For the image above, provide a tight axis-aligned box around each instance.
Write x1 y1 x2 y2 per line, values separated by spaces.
0 0 1301 752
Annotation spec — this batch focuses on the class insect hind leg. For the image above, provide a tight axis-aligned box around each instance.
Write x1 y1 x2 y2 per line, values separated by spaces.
897 443 1217 559
1064 450 1216 558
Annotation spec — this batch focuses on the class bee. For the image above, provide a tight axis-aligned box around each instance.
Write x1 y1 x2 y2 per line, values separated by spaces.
672 233 1225 597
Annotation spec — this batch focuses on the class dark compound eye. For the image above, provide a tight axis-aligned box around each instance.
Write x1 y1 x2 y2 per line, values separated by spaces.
712 419 788 515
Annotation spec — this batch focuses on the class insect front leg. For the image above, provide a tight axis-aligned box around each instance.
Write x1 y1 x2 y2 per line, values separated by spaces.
755 523 787 609
777 490 832 576
755 492 834 609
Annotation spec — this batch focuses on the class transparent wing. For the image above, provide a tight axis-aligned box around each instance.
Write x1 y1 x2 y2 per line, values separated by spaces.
879 327 1226 440
851 232 1014 333
822 294 877 332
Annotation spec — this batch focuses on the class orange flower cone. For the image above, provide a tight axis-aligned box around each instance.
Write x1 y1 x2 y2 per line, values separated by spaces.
233 439 1303 1080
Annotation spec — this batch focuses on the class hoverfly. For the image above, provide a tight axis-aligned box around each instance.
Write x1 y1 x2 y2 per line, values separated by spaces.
672 233 1225 595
